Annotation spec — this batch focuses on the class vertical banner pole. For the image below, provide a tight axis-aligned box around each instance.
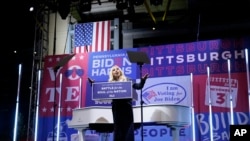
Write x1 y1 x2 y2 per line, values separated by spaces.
78 78 83 140
56 73 63 141
190 73 196 141
34 70 42 141
227 59 234 125
13 64 22 141
207 66 214 141
79 77 82 108
245 48 250 118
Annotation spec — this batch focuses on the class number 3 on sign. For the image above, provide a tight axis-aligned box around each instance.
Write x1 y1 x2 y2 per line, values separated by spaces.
205 77 238 108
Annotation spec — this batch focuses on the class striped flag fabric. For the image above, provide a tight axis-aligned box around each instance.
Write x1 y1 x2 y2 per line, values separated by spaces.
74 20 111 53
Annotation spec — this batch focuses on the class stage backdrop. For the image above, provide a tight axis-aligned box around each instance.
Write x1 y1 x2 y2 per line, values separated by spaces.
38 37 250 141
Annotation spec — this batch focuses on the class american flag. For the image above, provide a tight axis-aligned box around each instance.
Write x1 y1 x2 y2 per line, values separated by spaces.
74 20 111 53
143 90 157 100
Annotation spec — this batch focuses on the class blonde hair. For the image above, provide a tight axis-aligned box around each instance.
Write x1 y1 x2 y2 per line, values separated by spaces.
108 65 128 82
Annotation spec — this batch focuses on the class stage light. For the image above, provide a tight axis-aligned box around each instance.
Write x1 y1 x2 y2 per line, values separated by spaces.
58 0 71 19
29 6 34 12
116 0 128 10
150 0 163 6
127 5 135 15
79 0 92 12
127 0 135 14
134 0 144 6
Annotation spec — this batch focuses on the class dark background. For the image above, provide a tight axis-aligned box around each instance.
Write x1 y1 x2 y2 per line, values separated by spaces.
0 0 35 140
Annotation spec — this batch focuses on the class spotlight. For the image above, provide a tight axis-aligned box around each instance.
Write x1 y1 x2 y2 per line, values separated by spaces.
58 0 70 20
127 0 135 14
134 0 144 6
58 0 71 19
116 0 128 10
150 0 163 6
127 5 135 15
29 7 34 12
79 0 92 12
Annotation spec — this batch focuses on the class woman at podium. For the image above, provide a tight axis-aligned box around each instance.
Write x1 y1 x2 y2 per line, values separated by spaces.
108 65 149 141
88 65 149 141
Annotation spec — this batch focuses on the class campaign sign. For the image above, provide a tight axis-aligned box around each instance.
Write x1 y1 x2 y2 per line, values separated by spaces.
92 81 133 100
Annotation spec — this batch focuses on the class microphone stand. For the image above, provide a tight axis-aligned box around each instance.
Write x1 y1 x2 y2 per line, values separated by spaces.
52 66 59 141
126 50 150 141
52 2 58 140
51 54 75 141
138 62 144 141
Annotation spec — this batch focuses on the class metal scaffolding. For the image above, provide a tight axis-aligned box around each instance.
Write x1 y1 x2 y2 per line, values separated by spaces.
26 2 50 140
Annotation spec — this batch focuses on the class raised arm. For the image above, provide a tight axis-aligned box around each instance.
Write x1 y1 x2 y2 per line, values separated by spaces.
132 73 149 90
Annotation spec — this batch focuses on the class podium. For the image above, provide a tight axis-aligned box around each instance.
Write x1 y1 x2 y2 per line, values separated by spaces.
92 81 138 100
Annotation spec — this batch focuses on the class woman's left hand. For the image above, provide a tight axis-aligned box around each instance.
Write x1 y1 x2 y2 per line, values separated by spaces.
142 73 149 80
